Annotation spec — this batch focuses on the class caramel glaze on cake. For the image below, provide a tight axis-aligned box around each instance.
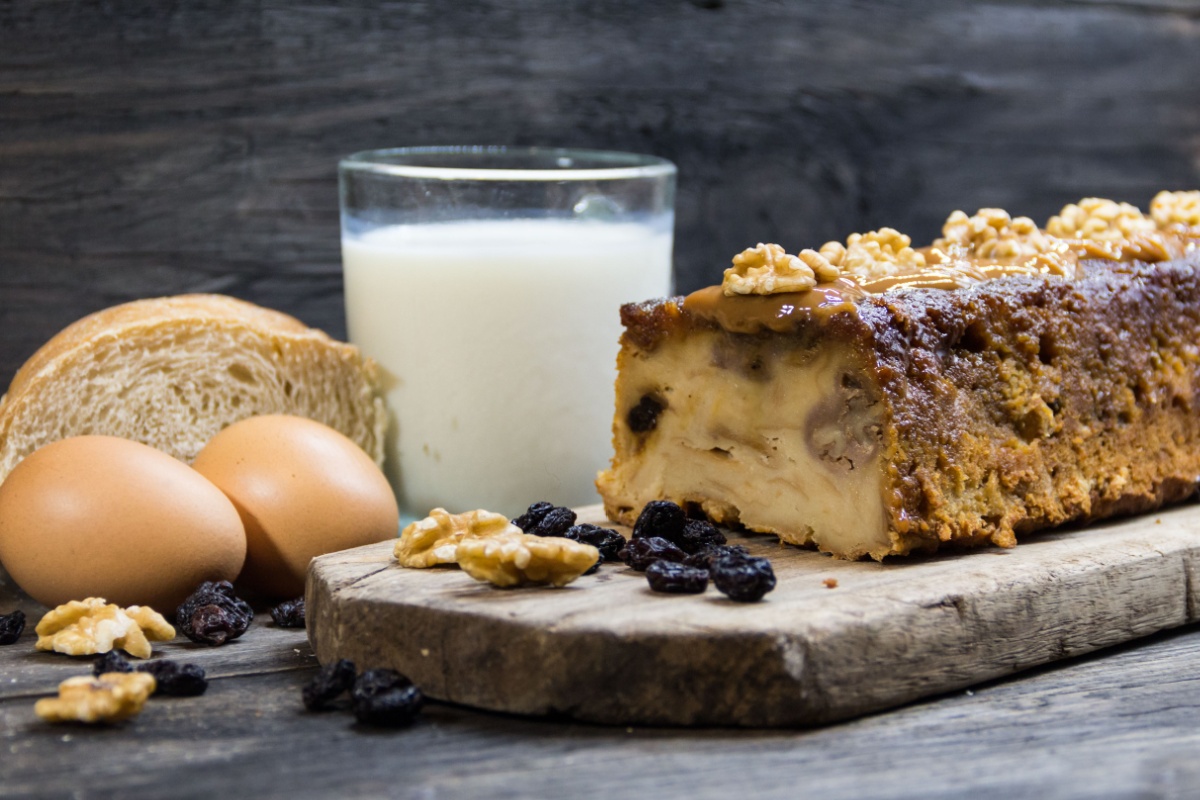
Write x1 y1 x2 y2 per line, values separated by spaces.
597 233 1200 560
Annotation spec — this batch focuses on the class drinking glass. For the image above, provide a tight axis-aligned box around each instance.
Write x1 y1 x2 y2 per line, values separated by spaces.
339 146 676 518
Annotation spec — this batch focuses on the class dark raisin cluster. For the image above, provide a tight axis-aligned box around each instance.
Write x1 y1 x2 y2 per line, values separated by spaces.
680 519 727 553
175 580 254 646
92 650 208 696
564 524 625 562
139 660 210 696
0 609 25 645
630 500 727 554
631 500 687 543
512 502 624 573
627 394 664 433
302 658 357 711
683 543 749 571
302 659 424 727
513 502 576 537
644 561 708 594
351 669 424 726
710 554 777 603
93 650 135 675
624 501 776 602
619 536 686 571
270 597 306 629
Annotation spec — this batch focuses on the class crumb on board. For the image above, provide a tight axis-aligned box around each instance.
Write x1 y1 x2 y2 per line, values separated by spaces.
823 578 838 589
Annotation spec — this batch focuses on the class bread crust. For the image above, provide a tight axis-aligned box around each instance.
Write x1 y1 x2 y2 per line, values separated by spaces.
0 294 386 483
4 295 312 401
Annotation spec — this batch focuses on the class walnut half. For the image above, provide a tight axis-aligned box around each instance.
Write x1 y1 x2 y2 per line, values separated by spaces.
722 231 929 297
394 508 522 568
723 243 817 296
456 532 599 588
1046 198 1157 243
1151 190 1200 230
35 598 175 659
936 208 1077 275
34 672 157 724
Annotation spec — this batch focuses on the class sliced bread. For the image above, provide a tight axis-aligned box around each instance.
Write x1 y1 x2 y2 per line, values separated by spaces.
0 294 386 484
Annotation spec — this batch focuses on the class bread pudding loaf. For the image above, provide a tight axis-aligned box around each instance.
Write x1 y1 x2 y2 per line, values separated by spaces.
597 195 1200 559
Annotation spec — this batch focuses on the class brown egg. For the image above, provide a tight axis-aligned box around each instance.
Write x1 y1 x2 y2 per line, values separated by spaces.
0 436 246 610
193 415 399 599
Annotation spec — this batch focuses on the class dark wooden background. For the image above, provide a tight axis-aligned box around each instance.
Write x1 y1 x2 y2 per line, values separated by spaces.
2 0 1199 388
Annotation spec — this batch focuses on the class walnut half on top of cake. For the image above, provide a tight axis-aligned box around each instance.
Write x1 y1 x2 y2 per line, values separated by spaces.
596 193 1200 560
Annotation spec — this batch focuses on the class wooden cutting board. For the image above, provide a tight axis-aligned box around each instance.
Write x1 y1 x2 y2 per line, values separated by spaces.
306 502 1200 727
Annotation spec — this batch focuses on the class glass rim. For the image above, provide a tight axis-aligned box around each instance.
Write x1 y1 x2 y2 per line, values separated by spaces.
340 146 676 182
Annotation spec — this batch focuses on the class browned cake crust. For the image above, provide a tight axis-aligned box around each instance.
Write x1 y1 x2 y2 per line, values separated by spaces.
598 255 1200 559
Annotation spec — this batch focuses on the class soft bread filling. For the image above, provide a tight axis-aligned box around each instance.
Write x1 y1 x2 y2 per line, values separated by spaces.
0 322 384 477
602 331 890 559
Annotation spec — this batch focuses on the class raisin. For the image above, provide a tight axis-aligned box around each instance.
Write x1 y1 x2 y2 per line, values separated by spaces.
0 609 26 645
632 500 686 544
627 394 664 433
93 651 208 696
302 658 357 711
618 536 687 571
175 580 254 646
564 524 626 562
138 660 208 697
645 561 709 594
711 555 777 602
683 544 749 570
679 519 726 553
93 650 134 676
351 668 424 727
527 506 577 537
270 597 306 628
512 501 555 532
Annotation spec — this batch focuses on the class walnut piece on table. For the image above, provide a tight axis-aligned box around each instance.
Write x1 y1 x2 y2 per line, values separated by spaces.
34 672 157 724
456 531 599 588
35 598 174 659
394 507 522 568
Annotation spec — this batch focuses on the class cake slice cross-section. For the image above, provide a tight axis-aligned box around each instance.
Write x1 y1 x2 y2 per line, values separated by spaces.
597 196 1200 560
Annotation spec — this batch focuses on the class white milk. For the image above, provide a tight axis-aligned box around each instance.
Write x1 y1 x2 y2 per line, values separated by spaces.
342 219 673 517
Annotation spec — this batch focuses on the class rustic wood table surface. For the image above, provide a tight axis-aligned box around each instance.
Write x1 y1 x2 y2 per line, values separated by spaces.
3 2 1199 796
3 572 1200 800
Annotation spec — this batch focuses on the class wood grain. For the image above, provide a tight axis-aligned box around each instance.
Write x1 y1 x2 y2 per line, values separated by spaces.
307 502 1200 727
5 632 1200 800
3 1 1200 790
0 612 317 703
7 551 1200 796
2 1 1199 388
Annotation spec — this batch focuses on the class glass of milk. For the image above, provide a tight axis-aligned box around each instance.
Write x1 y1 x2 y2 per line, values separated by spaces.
339 146 676 518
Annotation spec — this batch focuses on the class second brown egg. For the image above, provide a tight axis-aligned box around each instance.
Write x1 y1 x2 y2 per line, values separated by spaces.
193 415 399 599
